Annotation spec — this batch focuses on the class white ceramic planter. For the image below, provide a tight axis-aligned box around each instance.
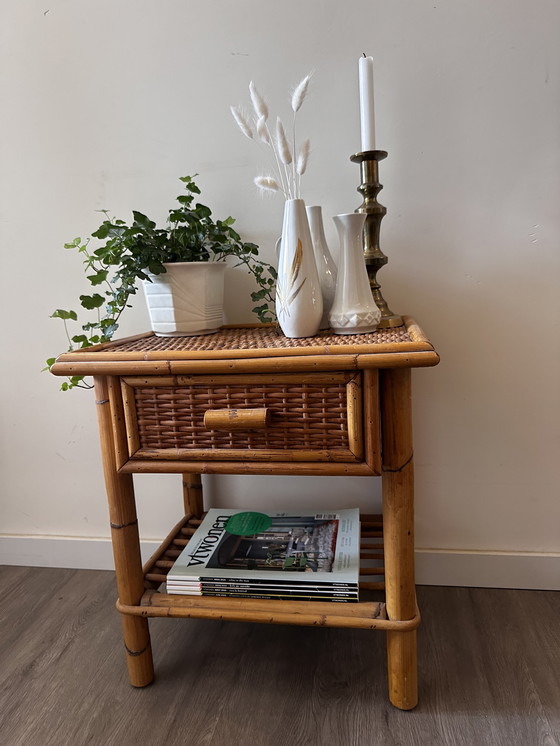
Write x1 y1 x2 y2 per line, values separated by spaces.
143 262 226 337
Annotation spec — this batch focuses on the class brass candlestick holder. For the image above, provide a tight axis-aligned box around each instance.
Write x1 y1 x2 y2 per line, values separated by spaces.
351 150 403 328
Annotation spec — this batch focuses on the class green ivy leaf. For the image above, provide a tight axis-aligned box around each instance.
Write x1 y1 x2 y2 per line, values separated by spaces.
91 223 110 239
133 211 156 230
64 238 81 249
51 309 78 321
252 304 273 323
251 288 268 301
79 293 105 310
101 324 118 337
71 334 91 347
42 358 57 372
86 269 109 286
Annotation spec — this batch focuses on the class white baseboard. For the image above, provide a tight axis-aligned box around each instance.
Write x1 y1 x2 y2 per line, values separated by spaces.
415 548 560 590
0 535 161 572
1 536 559 590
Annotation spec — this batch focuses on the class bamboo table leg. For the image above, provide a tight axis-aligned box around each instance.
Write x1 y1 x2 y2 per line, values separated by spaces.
183 473 204 517
94 377 154 687
380 368 418 710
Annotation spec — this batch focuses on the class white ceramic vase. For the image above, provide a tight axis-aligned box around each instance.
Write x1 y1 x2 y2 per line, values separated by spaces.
275 199 323 338
305 205 337 330
143 261 226 336
329 213 381 335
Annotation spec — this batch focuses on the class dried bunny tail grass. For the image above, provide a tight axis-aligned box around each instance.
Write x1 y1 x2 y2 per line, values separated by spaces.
258 116 288 196
230 106 253 139
291 74 311 112
256 116 272 145
296 139 311 175
254 175 281 193
276 118 292 165
249 81 269 120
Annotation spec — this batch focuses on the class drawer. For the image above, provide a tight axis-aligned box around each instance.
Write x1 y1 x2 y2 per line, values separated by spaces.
120 372 377 464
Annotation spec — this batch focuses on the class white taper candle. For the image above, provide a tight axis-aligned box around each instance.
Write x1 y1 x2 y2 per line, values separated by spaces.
358 55 376 151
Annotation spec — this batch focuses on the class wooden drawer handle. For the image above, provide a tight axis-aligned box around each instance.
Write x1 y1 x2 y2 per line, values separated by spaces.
203 408 271 431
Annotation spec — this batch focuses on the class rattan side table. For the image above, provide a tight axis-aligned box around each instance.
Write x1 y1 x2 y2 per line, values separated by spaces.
52 316 439 710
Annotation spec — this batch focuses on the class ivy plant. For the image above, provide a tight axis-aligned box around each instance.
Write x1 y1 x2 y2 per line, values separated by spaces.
45 175 277 390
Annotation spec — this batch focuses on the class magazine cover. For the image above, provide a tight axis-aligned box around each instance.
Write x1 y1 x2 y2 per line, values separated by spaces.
167 508 360 592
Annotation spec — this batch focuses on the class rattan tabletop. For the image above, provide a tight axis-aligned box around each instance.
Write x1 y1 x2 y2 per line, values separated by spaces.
108 323 413 353
51 316 439 375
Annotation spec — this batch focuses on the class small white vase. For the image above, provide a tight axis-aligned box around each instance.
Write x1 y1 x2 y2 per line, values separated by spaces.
329 213 381 335
305 205 337 330
143 261 226 336
275 199 323 338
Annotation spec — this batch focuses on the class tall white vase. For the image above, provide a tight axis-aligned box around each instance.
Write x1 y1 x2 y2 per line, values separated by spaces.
305 205 337 330
275 199 323 338
329 213 381 335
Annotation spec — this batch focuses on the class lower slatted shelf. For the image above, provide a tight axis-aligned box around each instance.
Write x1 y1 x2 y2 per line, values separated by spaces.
115 512 420 631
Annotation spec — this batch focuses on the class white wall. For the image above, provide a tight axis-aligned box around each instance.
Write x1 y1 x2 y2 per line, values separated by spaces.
1 0 559 588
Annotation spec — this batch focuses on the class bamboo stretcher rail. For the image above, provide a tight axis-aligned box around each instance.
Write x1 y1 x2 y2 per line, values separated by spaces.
116 595 420 632
140 591 386 619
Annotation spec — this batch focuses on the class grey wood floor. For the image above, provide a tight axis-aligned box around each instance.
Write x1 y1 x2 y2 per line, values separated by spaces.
0 566 558 746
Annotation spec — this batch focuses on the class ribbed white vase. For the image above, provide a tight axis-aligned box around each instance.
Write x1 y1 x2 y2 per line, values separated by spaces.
275 199 323 338
329 213 381 335
305 205 337 330
143 262 226 336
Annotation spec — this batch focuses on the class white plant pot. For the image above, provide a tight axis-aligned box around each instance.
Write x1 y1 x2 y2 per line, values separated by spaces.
143 262 226 337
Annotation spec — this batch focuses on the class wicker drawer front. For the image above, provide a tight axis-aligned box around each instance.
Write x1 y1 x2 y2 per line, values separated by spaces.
121 373 365 462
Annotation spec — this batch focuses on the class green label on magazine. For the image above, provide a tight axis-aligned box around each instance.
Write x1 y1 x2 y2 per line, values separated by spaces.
225 512 272 536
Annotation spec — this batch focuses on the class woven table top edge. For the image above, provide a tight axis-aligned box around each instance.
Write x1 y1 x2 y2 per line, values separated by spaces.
53 316 432 363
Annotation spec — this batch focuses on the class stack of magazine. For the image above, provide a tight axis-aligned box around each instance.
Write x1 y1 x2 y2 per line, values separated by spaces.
166 508 360 603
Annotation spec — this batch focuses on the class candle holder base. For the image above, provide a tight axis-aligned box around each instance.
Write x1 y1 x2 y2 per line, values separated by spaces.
350 150 403 329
